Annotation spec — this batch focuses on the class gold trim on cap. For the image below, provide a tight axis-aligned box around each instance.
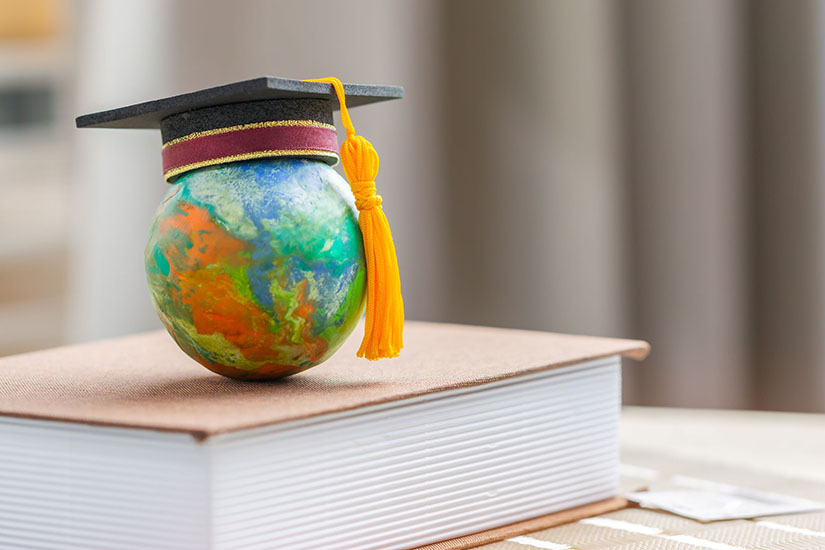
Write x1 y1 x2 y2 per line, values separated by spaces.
162 120 337 149
164 149 340 181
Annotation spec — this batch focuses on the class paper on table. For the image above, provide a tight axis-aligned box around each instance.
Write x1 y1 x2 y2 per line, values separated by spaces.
626 487 824 522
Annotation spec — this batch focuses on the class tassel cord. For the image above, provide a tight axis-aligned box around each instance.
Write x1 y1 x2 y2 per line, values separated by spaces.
305 77 404 359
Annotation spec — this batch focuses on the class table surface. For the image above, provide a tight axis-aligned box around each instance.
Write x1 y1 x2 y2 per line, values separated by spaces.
477 407 825 550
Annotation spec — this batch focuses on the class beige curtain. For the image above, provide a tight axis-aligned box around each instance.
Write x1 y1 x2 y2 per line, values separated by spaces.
749 0 825 411
621 0 750 408
441 0 825 412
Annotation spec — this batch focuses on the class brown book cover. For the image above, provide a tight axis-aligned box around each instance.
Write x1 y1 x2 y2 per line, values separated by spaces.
0 321 649 439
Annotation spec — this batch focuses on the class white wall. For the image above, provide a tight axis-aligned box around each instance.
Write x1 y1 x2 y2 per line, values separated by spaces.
68 0 171 340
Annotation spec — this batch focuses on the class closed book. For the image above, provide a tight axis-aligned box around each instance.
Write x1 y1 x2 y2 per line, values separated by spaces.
0 322 648 550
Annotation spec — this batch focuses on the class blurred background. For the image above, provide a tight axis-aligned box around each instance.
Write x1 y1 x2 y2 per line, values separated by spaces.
1 0 824 412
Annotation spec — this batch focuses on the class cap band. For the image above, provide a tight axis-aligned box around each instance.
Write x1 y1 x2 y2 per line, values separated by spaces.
161 120 339 181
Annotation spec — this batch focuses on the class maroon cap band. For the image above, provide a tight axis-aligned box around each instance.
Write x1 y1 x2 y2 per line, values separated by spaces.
161 120 339 181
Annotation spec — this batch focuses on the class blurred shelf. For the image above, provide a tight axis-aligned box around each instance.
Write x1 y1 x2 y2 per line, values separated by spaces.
0 0 70 356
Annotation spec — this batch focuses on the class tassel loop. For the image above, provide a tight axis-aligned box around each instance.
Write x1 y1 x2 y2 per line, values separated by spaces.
306 77 404 360
342 134 382 210
342 135 379 181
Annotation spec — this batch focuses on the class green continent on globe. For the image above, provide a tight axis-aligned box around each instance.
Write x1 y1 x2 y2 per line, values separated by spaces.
145 159 366 379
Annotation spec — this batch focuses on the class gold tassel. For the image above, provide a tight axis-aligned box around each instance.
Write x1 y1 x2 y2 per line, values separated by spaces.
306 77 404 359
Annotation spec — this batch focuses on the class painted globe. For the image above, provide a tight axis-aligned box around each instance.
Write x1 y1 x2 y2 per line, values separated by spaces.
145 158 366 380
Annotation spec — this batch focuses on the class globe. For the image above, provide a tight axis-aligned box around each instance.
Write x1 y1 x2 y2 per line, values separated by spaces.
145 158 367 380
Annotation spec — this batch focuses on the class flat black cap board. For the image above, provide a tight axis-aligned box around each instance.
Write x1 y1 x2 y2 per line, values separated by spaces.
76 76 404 181
75 77 403 129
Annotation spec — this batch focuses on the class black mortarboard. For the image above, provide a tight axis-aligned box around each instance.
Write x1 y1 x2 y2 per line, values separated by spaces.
76 76 402 129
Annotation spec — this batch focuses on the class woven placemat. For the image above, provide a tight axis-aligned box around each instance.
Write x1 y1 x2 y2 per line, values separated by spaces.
475 507 825 550
470 453 825 550
415 498 628 550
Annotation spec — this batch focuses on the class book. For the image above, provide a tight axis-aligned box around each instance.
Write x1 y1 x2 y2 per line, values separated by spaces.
0 322 648 550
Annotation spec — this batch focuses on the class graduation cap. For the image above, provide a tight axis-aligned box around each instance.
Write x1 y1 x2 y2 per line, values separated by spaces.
76 77 405 363
76 76 403 181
